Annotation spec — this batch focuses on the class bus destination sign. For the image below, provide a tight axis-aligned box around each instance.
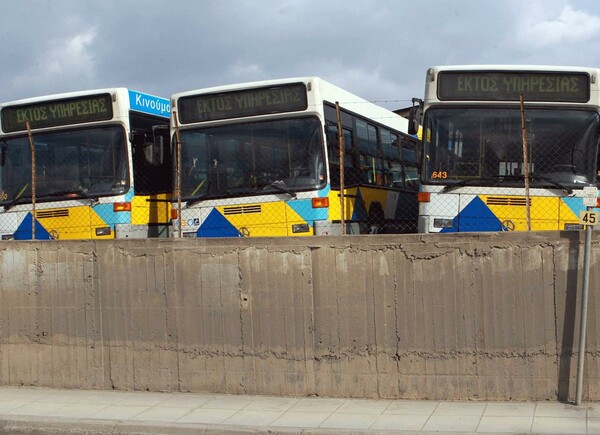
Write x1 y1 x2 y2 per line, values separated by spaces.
178 83 308 123
437 71 590 102
1 93 113 133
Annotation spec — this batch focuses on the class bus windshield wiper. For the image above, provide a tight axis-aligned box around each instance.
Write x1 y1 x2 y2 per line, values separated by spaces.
3 194 32 211
441 174 573 194
43 187 88 198
185 193 210 208
525 174 573 194
3 187 95 211
47 188 102 203
441 176 505 193
494 174 573 194
266 180 297 198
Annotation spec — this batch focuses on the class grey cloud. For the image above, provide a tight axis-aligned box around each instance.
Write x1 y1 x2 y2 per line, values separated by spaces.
1 0 600 109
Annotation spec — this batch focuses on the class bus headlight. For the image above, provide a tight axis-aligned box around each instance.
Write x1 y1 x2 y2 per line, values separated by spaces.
433 218 454 229
292 223 310 233
95 227 112 236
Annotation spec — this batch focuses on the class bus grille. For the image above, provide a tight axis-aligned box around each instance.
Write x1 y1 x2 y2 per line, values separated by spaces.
223 205 262 215
486 197 530 207
36 209 70 219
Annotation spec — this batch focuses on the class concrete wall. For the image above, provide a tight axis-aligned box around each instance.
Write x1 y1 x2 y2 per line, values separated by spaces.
0 232 598 401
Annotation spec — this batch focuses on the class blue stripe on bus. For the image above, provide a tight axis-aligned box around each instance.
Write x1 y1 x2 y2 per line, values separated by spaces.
128 90 171 118
318 185 330 197
563 196 585 216
288 199 328 226
93 204 131 225
14 213 52 240
441 196 502 232
197 208 240 237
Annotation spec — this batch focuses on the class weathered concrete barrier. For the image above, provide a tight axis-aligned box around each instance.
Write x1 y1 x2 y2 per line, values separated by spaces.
0 232 598 401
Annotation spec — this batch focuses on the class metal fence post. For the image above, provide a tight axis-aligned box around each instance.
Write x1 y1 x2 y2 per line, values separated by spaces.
576 204 594 406
25 121 36 240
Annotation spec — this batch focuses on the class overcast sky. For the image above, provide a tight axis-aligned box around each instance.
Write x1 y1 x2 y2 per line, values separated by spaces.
2 0 600 111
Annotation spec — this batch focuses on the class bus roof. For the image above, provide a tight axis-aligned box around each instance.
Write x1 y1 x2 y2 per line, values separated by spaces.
172 77 322 99
172 76 409 133
171 76 383 109
428 65 598 73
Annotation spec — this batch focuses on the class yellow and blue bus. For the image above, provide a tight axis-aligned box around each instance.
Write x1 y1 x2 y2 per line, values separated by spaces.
413 65 600 232
0 88 172 240
170 77 420 237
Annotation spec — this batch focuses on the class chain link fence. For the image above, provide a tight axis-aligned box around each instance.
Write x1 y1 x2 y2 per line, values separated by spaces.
5 108 595 238
0 123 172 240
172 114 422 238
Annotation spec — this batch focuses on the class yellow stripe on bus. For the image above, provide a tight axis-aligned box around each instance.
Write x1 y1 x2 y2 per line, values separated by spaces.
482 195 579 231
131 193 172 225
35 205 112 239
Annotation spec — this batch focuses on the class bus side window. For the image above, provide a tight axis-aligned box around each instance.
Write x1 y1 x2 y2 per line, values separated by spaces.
356 119 377 154
144 136 164 166
327 123 358 187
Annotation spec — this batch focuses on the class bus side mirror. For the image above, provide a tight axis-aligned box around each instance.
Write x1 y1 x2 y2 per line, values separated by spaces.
407 99 422 136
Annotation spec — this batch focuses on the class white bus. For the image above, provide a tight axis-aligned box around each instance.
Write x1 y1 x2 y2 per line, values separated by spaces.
0 88 172 240
170 77 420 237
412 65 600 232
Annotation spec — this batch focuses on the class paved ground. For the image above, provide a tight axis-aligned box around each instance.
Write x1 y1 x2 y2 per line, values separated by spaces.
0 386 597 434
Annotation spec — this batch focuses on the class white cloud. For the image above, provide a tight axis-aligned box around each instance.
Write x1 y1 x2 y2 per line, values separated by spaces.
518 5 600 48
11 28 97 97
227 62 264 82
45 30 96 76
4 1 600 103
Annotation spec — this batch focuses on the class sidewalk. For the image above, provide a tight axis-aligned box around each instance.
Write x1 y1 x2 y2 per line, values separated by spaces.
0 386 597 434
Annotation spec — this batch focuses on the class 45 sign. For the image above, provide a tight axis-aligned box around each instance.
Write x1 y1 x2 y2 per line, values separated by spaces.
579 211 599 226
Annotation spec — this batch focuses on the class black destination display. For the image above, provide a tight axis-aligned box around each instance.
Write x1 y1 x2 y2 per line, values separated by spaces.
178 83 308 123
438 71 590 102
1 93 113 133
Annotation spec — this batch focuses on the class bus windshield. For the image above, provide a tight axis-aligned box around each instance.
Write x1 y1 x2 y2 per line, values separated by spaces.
178 117 325 200
0 125 128 205
423 107 600 188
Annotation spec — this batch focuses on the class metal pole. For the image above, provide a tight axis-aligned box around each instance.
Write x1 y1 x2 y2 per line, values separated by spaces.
172 110 183 238
336 102 345 235
576 207 593 406
520 94 531 231
25 121 36 240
